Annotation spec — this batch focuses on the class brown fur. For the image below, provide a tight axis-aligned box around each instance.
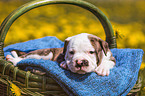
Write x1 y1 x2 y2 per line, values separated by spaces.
88 35 116 66
13 48 64 61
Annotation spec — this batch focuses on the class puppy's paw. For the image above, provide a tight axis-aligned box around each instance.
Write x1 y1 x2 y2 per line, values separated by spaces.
94 65 110 76
60 61 68 70
6 51 23 66
94 60 115 76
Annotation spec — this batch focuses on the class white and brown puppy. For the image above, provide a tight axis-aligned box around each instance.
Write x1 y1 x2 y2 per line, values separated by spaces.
6 33 115 76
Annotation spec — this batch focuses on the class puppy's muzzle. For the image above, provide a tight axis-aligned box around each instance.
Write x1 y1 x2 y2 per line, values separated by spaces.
75 59 89 68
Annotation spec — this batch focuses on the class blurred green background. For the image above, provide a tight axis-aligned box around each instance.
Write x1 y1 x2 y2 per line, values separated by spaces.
0 0 145 95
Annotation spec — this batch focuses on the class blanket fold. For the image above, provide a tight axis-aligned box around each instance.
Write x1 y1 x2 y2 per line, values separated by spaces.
4 36 144 96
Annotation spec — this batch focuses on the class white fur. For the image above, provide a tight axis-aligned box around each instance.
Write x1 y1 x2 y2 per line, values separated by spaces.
25 52 53 60
94 51 115 76
6 51 23 66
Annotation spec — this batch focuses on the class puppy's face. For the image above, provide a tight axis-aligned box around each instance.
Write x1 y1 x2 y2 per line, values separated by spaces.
59 33 115 75
64 33 98 74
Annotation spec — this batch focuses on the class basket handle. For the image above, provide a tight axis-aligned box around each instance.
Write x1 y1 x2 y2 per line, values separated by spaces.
0 0 117 58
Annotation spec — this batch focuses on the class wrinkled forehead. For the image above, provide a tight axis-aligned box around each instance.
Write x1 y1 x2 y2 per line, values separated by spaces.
68 34 94 51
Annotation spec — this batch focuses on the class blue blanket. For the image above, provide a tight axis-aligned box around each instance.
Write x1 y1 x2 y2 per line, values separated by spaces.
4 36 144 96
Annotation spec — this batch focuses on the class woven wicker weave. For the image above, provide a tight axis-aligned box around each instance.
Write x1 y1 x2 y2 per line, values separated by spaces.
0 0 140 95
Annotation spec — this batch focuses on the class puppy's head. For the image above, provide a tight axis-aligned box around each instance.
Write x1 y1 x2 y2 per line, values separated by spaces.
62 33 109 74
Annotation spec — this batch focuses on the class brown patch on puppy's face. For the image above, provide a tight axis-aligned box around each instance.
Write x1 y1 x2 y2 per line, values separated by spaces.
88 35 109 66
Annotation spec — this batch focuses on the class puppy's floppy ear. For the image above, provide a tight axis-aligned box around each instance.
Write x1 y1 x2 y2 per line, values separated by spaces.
88 35 109 55
57 37 71 63
88 35 110 65
99 39 109 56
63 37 71 55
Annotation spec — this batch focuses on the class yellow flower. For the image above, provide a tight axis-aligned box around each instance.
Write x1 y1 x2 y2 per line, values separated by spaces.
140 62 145 70
7 80 21 96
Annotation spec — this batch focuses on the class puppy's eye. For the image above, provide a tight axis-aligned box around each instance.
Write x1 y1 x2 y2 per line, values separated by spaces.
89 51 95 54
69 51 75 55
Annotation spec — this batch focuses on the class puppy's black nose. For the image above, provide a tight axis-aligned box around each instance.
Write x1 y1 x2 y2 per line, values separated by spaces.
75 59 89 68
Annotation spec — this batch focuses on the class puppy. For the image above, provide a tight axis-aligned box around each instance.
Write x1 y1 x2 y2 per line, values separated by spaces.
6 33 115 76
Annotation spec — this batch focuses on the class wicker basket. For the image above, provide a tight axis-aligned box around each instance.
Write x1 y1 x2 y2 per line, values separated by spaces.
0 0 140 95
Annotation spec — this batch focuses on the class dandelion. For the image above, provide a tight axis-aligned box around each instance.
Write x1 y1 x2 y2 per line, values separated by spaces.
7 80 21 96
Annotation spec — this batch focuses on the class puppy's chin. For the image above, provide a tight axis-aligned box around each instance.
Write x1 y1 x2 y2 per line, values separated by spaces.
69 68 87 74
76 70 87 74
67 64 92 74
